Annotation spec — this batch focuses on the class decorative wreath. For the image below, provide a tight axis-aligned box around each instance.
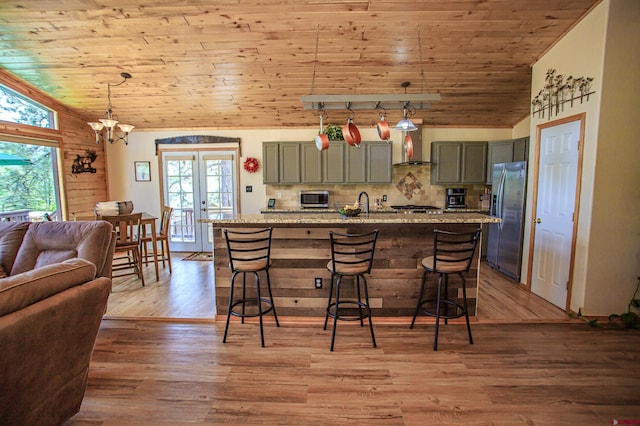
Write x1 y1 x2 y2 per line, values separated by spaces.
243 157 259 173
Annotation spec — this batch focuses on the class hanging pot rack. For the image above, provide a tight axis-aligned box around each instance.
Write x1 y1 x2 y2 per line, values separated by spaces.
300 94 440 111
302 25 440 112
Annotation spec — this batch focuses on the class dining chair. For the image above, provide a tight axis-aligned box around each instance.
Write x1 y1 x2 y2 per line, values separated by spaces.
99 213 145 286
140 206 173 273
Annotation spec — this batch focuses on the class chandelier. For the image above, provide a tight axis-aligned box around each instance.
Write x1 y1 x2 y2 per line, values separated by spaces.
88 72 135 145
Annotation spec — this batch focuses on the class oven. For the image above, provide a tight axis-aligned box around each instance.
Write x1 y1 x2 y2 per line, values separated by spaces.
300 190 329 208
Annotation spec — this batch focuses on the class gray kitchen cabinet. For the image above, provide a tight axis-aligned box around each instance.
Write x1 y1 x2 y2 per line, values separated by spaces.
431 142 462 183
322 142 345 183
431 141 487 185
461 143 487 183
262 141 391 184
262 143 280 183
513 136 529 162
345 145 367 183
486 137 529 183
301 142 322 183
279 143 301 183
367 143 393 183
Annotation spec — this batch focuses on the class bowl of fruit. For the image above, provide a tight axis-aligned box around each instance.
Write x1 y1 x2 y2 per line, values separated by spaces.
336 202 362 218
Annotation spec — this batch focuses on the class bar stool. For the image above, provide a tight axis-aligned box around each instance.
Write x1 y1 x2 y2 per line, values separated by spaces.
324 229 379 351
223 227 279 347
410 228 481 351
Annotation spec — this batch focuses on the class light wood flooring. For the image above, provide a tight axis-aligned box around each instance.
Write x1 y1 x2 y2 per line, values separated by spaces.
64 256 640 425
68 320 640 425
105 254 568 323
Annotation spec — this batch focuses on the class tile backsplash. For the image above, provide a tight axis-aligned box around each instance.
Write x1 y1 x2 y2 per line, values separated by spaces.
265 166 489 209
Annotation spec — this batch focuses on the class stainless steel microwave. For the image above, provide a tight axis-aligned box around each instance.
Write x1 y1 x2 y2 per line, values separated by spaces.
300 190 329 208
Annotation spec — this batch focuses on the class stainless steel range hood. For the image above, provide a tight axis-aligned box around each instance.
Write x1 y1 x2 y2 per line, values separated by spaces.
394 125 432 166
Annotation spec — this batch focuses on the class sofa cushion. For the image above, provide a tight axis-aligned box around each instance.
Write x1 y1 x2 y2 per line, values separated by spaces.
11 221 113 277
0 258 96 317
0 222 30 276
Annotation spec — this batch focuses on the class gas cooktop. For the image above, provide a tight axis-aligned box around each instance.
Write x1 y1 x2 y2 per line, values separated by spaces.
390 205 443 214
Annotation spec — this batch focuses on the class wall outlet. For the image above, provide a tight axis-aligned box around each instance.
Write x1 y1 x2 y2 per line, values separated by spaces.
245 185 253 193
277 192 282 199
314 277 322 289
382 194 387 202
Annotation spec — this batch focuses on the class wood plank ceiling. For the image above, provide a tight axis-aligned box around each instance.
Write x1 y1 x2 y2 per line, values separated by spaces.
0 0 600 130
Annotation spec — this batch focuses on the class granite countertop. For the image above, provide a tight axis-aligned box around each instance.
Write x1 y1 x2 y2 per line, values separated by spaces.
201 212 500 225
260 207 397 214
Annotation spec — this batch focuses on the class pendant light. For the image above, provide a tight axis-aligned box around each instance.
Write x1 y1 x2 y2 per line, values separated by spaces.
394 108 418 132
393 82 418 132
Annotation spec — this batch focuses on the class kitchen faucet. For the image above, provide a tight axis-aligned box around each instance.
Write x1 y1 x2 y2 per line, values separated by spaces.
358 191 369 216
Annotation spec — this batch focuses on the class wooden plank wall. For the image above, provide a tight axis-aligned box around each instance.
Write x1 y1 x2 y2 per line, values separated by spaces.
213 223 480 319
0 69 109 219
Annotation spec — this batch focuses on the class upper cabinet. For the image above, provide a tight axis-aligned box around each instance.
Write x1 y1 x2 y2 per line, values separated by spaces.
301 143 322 183
366 143 393 183
512 137 529 162
430 141 488 185
279 143 302 183
486 137 529 184
322 142 345 183
263 141 392 184
262 143 280 183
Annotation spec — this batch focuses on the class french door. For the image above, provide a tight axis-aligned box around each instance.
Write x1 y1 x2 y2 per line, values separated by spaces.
161 150 238 252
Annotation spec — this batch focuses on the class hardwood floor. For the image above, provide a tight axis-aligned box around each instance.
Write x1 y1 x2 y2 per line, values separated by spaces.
105 254 568 323
68 320 640 425
105 252 216 320
65 256 639 425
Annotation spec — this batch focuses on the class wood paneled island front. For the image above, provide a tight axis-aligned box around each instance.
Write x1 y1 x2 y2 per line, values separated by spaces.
202 213 500 321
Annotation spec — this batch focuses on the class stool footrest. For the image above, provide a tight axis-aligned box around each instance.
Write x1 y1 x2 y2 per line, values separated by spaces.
416 298 466 320
326 300 371 322
229 298 275 318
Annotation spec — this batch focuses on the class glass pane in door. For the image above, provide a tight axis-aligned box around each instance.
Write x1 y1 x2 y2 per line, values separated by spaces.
204 158 234 219
165 157 196 246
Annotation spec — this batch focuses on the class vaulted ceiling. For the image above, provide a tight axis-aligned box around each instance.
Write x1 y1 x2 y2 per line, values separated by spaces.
0 0 600 130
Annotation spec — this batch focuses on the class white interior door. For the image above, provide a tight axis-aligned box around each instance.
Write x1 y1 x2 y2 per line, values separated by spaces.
530 119 581 309
162 150 238 252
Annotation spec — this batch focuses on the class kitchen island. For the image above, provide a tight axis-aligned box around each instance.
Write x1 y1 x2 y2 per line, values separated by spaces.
202 212 500 320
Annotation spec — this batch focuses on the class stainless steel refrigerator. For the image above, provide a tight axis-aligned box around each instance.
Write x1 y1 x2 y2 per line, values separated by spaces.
487 161 527 281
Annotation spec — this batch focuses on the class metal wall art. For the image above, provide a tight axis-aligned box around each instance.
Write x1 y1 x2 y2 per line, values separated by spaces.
72 149 97 174
531 69 595 119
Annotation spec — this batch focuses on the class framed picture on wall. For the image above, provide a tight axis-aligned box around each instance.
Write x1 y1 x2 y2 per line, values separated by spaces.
134 161 151 182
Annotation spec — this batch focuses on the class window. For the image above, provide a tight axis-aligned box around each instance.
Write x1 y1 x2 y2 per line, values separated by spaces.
0 140 62 221
0 84 57 129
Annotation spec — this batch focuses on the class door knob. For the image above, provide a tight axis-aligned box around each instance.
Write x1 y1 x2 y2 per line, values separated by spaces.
536 218 542 224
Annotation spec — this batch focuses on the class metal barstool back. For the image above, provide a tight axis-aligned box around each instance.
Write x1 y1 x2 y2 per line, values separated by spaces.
324 229 379 351
411 228 482 350
223 227 279 347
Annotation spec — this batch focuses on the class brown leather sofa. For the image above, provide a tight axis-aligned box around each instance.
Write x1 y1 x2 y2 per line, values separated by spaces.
0 220 115 426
